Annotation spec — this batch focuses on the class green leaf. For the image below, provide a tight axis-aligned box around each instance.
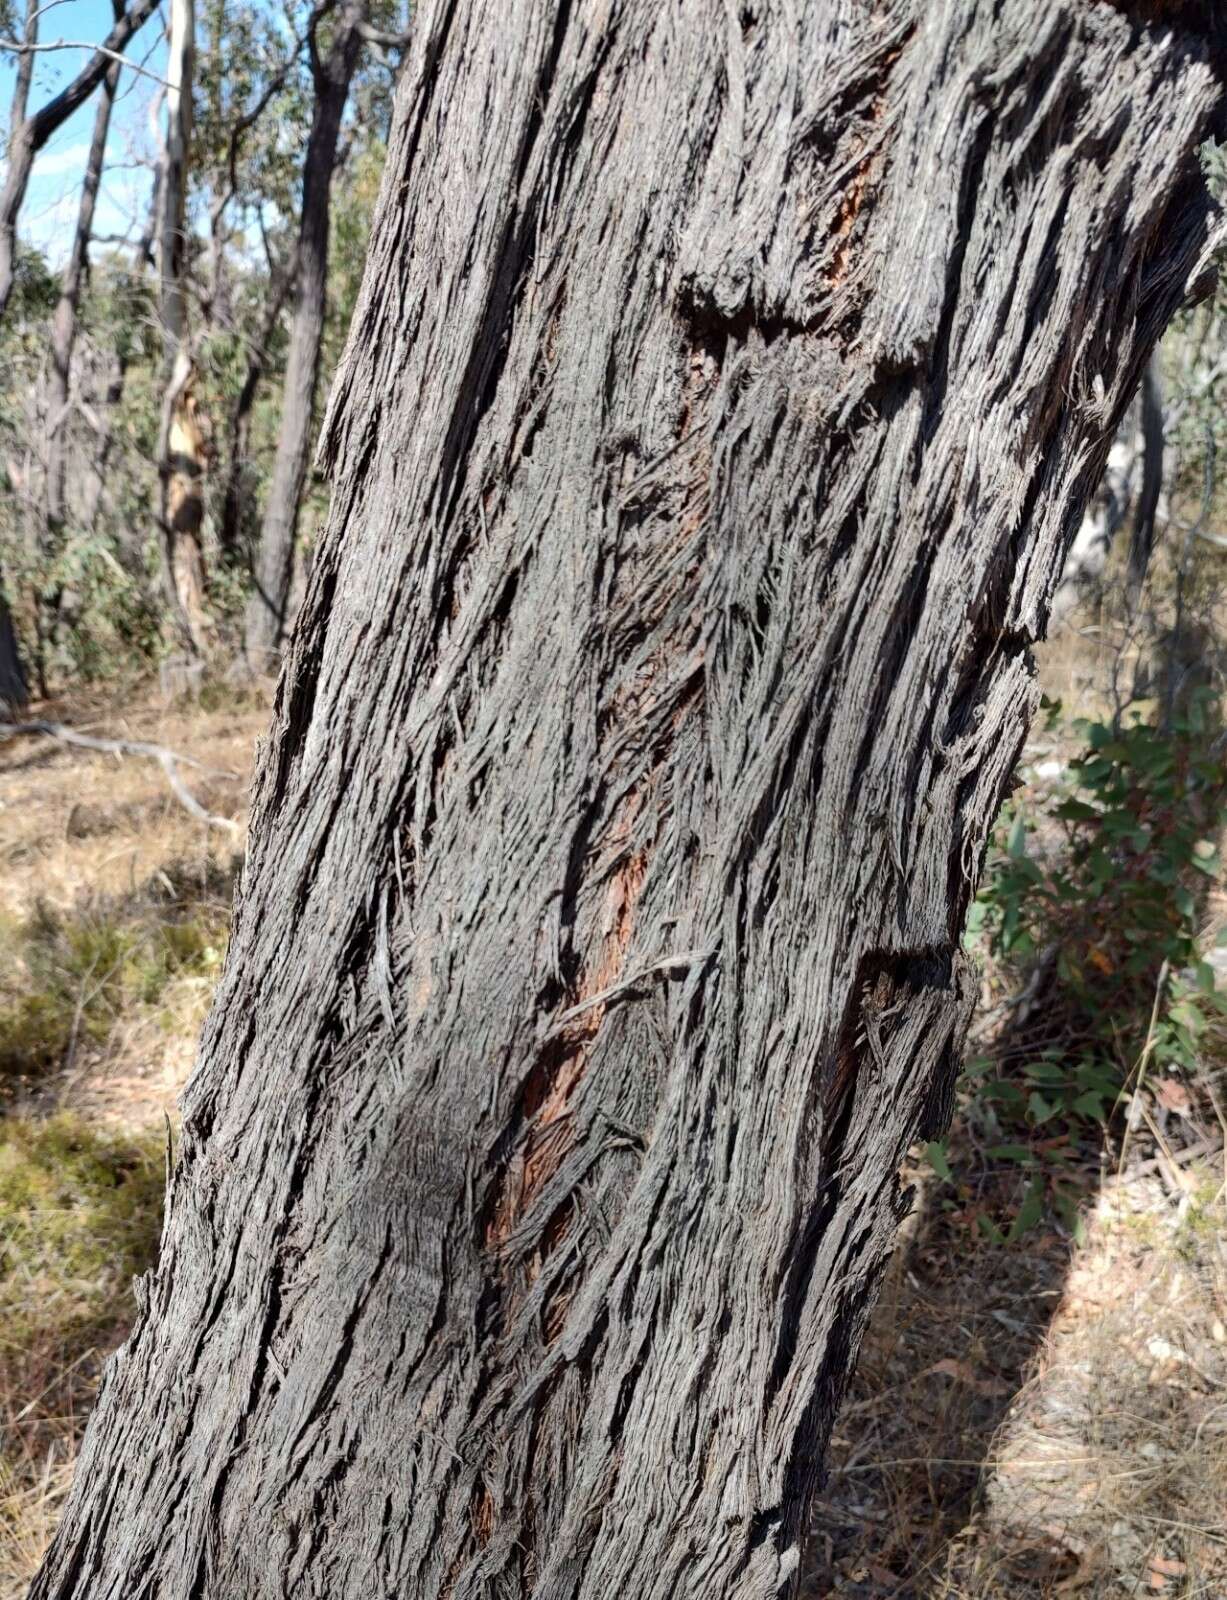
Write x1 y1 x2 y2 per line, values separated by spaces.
923 1140 951 1181
986 1143 1033 1164
1055 798 1099 822
1071 1091 1108 1121
1052 1186 1079 1230
976 1213 1008 1246
1007 810 1027 861
984 1081 1026 1107
1027 1091 1057 1124
1022 1060 1067 1084
962 1055 997 1079
1008 1179 1046 1241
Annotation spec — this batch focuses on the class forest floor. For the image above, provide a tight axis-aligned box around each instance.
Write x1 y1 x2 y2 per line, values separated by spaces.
806 1144 1227 1599
1 684 1225 1597
0 683 262 1592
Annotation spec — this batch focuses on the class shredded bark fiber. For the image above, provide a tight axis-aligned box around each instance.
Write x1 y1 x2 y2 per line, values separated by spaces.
30 3 1227 1597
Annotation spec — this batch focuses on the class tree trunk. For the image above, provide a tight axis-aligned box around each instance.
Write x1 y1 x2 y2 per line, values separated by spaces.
156 0 193 375
31 3 1226 1597
242 0 362 669
77 167 162 534
218 261 292 561
46 23 122 529
0 568 27 713
0 0 160 319
155 0 208 653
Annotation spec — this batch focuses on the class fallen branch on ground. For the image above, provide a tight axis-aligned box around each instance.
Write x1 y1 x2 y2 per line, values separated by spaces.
0 719 241 833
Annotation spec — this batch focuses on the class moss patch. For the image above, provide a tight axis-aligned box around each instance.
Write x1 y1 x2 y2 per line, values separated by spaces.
0 1113 165 1585
0 1112 164 1355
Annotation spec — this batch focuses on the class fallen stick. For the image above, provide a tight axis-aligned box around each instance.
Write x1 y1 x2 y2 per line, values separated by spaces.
0 719 241 834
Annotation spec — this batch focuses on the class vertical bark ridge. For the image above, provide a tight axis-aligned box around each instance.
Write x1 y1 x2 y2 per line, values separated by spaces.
32 3 1227 1598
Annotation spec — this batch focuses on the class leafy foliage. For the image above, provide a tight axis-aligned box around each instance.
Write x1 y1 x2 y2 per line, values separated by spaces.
0 0 402 687
933 697 1227 1237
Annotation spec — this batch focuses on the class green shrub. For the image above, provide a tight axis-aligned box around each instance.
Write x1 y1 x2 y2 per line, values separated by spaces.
0 1113 164 1351
940 695 1227 1236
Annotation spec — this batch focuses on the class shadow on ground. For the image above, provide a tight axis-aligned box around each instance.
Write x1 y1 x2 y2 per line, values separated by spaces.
803 1113 1227 1598
801 1149 1083 1600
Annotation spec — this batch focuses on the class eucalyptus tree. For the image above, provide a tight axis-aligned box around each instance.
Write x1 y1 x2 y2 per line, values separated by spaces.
32 3 1227 1597
45 2 124 532
153 0 211 652
243 0 407 668
0 0 161 318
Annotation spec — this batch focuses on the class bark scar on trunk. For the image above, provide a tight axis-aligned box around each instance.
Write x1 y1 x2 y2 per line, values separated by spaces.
485 835 649 1262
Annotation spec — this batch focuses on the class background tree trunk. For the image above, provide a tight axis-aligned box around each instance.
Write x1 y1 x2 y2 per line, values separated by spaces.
0 571 27 712
243 0 363 669
155 0 209 654
31 3 1227 1597
45 14 122 530
1050 355 1166 623
0 0 39 317
219 260 293 561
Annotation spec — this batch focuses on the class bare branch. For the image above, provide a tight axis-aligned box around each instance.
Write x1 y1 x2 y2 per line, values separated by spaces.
0 35 172 86
354 18 410 48
0 719 241 833
209 25 310 241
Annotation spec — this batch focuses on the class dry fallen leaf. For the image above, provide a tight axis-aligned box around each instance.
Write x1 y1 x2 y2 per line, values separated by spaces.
922 1357 1011 1397
1149 1556 1187 1578
1153 1078 1192 1115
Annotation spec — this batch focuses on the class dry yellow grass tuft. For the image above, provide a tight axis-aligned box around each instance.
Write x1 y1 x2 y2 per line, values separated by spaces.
806 1148 1227 1598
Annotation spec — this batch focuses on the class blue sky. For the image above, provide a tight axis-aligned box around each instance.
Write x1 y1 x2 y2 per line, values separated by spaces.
1 0 168 264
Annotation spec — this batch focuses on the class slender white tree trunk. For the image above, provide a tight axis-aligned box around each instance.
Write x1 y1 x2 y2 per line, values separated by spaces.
155 0 209 654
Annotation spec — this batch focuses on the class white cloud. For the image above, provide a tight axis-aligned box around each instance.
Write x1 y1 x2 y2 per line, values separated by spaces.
31 143 90 180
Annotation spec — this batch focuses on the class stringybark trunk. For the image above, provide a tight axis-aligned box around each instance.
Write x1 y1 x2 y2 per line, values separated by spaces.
31 3 1227 1597
243 0 362 668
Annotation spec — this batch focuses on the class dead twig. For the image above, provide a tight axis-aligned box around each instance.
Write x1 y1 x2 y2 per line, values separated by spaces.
0 719 240 834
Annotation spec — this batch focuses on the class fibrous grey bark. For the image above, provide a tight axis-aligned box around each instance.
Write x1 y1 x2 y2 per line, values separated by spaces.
243 0 365 669
31 3 1226 1598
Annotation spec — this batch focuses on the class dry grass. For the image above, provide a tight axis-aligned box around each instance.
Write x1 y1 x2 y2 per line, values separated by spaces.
806 1143 1227 1599
802 593 1227 1600
0 682 264 1596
